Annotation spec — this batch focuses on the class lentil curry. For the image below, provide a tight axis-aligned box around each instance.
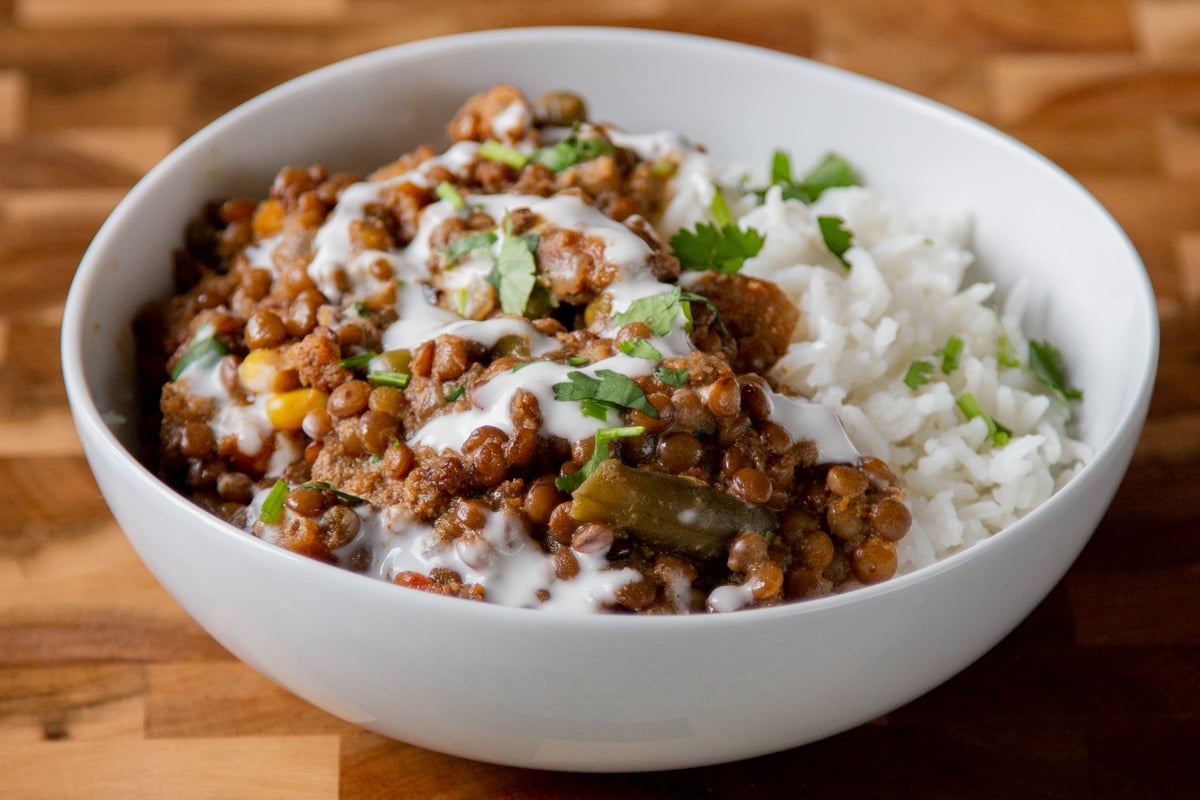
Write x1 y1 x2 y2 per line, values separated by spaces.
136 86 912 613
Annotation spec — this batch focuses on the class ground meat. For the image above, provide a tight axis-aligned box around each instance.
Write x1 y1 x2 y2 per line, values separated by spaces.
686 272 800 374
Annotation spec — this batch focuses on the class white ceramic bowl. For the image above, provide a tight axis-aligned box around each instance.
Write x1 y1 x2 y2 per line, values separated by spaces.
62 27 1157 771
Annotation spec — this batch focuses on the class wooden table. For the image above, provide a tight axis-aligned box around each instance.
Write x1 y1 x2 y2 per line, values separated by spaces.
2 1 1198 797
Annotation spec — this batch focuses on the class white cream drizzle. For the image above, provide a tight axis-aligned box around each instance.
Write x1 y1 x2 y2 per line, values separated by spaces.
209 126 864 613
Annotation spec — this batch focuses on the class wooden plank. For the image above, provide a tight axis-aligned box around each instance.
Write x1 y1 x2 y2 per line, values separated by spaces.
145 663 349 737
15 0 349 27
2 736 341 800
1068 572 1200 647
0 664 146 742
988 53 1200 123
1135 0 1200 60
0 71 27 139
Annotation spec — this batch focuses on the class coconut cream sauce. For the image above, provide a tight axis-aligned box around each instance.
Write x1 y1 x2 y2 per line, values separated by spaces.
222 129 858 612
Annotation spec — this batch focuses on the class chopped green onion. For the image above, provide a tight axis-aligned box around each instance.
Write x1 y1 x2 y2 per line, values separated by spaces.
935 335 964 374
444 384 466 403
997 334 1021 368
259 479 288 524
957 392 1011 447
565 355 589 367
297 481 367 506
367 370 410 389
338 351 378 369
170 322 229 381
555 425 646 492
478 139 528 169
435 181 467 211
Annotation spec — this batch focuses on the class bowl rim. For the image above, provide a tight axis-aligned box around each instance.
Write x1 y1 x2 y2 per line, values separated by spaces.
60 25 1160 631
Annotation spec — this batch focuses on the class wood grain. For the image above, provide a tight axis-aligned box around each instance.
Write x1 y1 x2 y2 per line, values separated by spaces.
1 0 1198 797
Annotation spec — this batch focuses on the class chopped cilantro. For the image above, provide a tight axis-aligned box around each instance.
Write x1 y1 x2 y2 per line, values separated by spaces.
935 335 964 374
817 215 854 269
351 300 370 318
670 187 766 274
554 425 646 492
478 139 528 169
611 286 727 338
612 289 687 336
490 214 539 316
653 365 689 388
435 181 467 211
170 322 229 381
1028 340 1083 404
444 384 466 403
444 231 497 266
530 134 614 173
552 369 658 418
903 360 934 389
297 481 367 506
259 479 288 524
579 398 610 421
617 338 662 361
957 392 1011 447
759 151 862 203
338 351 378 369
367 370 410 389
997 334 1020 368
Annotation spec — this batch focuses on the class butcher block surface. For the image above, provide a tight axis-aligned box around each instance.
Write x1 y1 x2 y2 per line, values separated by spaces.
1 1 1198 797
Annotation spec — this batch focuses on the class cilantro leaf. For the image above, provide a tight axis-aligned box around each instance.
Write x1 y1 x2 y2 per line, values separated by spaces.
957 392 1011 448
670 220 765 274
817 215 854 269
757 151 862 204
1028 340 1083 404
552 369 659 418
491 214 538 316
259 479 288 524
670 186 765 273
935 335 964 374
798 153 861 200
903 361 934 389
617 338 662 360
612 289 688 336
612 286 728 338
171 322 229 381
653 365 689 388
531 134 614 173
554 425 646 492
444 231 497 266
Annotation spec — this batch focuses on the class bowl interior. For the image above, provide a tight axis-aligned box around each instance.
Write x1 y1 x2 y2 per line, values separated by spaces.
65 25 1156 581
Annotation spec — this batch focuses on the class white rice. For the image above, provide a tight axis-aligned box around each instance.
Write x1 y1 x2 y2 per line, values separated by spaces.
668 169 1091 572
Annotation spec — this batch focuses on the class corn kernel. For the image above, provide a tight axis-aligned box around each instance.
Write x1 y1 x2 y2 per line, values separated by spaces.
266 388 328 431
252 199 285 238
238 348 298 394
